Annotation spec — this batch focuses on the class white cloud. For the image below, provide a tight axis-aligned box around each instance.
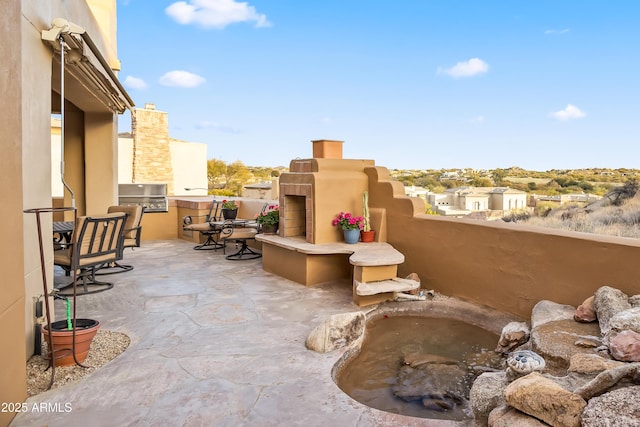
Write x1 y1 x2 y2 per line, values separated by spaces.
158 70 206 88
470 115 485 124
549 104 586 121
321 116 333 124
437 58 489 78
544 28 570 35
166 0 271 29
124 76 148 90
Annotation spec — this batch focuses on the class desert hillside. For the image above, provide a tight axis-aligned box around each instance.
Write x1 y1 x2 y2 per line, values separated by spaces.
518 181 640 239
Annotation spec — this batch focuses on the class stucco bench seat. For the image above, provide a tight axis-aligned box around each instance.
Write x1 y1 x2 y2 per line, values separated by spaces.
256 235 412 306
255 235 404 266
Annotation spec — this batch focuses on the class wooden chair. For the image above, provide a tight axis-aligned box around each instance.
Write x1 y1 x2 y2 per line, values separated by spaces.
55 212 127 296
182 199 224 250
96 205 144 274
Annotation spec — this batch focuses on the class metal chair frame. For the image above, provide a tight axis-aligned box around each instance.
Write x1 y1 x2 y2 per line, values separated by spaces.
183 199 225 250
97 205 144 275
219 220 261 260
55 213 127 296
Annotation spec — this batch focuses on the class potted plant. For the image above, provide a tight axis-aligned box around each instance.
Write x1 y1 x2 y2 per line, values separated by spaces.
256 204 279 234
41 295 101 366
361 191 375 243
42 319 101 366
221 199 238 220
332 212 364 244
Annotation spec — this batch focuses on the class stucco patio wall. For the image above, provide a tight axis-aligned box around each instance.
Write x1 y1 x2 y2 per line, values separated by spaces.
366 167 640 318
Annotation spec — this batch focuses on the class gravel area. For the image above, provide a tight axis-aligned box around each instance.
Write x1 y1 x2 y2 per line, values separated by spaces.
26 330 130 397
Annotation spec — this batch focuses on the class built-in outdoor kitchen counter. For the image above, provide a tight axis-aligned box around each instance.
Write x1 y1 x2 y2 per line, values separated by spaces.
256 234 420 306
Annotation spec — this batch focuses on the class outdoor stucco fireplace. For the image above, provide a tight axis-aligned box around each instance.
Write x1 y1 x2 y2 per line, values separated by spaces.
278 140 374 245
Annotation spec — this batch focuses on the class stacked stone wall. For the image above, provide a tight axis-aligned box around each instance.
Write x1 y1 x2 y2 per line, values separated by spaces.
132 103 174 194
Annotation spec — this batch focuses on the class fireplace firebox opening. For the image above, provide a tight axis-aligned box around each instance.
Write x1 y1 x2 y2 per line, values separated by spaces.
283 195 306 239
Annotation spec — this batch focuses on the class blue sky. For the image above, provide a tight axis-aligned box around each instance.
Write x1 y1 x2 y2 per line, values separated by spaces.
116 0 640 170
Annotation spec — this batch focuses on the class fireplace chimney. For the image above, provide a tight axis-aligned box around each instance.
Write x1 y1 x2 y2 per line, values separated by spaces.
312 139 343 159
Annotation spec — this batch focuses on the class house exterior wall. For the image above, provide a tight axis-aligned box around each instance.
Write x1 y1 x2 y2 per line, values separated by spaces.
84 111 119 213
1 3 29 425
118 136 134 183
3 2 127 424
169 139 208 196
461 194 488 211
490 192 528 210
427 193 451 207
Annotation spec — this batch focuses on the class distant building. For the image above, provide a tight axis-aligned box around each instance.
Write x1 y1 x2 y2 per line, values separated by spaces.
244 179 279 200
427 186 527 217
404 185 429 199
439 171 462 180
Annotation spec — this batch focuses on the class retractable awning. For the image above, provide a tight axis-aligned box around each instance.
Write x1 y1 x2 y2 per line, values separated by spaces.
42 19 134 114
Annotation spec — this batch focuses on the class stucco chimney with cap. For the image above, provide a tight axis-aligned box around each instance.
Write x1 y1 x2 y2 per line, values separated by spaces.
312 139 343 159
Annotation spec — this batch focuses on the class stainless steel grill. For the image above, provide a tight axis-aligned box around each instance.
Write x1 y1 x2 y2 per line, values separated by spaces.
118 183 168 212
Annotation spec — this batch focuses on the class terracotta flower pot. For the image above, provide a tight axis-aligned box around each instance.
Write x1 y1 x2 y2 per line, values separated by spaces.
42 319 100 366
360 230 375 243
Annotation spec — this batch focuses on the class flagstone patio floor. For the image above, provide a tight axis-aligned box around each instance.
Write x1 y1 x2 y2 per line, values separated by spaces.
11 239 469 427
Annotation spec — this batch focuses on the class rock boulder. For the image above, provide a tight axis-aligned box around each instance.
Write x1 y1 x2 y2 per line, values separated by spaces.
469 371 508 425
574 295 597 323
594 286 631 337
504 372 586 427
581 386 640 427
495 321 530 354
610 330 640 362
305 312 365 353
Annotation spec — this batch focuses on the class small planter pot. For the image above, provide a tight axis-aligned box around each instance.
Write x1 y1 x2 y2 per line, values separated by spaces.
222 208 238 220
343 228 360 244
42 319 100 366
261 223 278 234
360 230 375 243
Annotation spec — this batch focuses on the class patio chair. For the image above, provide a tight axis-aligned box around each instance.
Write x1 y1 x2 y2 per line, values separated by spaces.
219 221 261 260
183 199 224 250
242 202 270 229
55 212 127 296
96 205 144 274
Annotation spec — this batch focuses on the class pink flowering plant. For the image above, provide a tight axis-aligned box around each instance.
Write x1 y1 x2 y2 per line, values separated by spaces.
221 199 237 210
256 205 279 226
332 212 364 230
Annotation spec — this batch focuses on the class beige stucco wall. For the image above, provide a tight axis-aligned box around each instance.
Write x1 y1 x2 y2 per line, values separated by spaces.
84 111 120 214
3 2 128 424
170 139 208 196
118 136 134 183
2 3 28 426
